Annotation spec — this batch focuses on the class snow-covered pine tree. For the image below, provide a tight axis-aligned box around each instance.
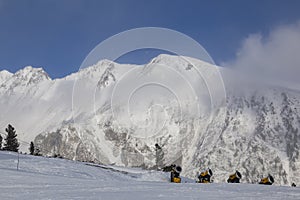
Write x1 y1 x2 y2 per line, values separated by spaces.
29 141 34 155
3 124 19 152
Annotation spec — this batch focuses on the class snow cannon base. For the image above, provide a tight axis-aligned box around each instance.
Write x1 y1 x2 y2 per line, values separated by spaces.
172 177 181 183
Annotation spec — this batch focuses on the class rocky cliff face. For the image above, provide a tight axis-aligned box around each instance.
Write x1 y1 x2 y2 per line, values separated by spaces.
187 90 300 184
0 55 299 185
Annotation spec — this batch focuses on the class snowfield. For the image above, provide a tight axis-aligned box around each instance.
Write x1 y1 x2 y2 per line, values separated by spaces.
0 151 299 200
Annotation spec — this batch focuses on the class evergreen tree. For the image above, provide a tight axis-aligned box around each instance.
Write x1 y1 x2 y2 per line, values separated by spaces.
29 141 34 155
3 124 19 152
0 134 2 150
155 143 164 169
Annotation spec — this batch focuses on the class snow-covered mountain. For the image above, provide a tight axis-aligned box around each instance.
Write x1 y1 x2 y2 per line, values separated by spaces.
0 54 299 185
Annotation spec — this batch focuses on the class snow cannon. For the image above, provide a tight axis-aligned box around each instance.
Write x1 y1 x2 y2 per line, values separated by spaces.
259 174 274 185
227 170 242 183
198 168 213 183
170 165 182 183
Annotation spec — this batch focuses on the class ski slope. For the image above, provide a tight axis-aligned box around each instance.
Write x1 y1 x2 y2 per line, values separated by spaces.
0 151 299 200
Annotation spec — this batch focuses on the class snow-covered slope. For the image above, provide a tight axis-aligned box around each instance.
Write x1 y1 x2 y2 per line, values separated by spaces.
0 151 299 200
0 70 13 85
0 54 299 186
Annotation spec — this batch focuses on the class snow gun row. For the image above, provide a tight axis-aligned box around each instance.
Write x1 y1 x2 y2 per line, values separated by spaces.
165 164 280 185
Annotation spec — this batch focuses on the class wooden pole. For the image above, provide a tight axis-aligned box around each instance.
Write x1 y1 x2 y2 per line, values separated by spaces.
17 151 20 170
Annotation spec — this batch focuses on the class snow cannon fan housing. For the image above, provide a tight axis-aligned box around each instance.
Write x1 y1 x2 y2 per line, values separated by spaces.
175 166 182 174
268 175 274 184
208 168 213 176
236 170 242 179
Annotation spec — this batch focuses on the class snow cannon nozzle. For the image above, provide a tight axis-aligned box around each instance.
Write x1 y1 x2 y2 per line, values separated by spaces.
236 170 242 179
208 168 213 176
175 166 182 173
268 175 274 183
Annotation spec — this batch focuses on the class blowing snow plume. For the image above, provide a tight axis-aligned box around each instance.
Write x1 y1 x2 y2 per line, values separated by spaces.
223 21 300 91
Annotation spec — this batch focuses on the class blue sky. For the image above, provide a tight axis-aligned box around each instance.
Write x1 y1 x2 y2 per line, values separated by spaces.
0 0 300 78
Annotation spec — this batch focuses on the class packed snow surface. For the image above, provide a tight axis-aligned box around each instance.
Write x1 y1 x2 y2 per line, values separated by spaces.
0 151 299 200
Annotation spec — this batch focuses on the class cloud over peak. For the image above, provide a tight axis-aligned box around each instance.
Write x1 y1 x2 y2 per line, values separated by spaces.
223 21 300 90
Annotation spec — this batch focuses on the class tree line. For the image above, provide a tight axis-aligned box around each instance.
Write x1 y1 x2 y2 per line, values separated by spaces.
0 124 38 155
0 124 19 152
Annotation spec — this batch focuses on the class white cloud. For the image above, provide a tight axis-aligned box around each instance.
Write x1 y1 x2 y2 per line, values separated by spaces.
223 21 300 90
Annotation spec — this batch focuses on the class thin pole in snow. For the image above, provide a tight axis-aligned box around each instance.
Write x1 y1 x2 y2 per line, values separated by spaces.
17 151 20 170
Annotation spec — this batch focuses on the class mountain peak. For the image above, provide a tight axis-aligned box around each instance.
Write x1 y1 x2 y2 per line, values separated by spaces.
0 69 13 84
150 54 177 64
0 69 13 78
14 66 51 80
13 66 51 85
96 59 116 66
20 66 48 74
0 69 13 75
149 54 213 68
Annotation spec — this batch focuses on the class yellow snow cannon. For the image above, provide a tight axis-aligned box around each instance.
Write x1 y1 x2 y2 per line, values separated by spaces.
197 168 213 183
170 165 182 183
227 170 242 183
259 174 274 185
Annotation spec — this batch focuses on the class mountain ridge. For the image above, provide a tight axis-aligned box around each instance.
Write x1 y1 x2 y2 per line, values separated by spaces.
0 54 299 185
